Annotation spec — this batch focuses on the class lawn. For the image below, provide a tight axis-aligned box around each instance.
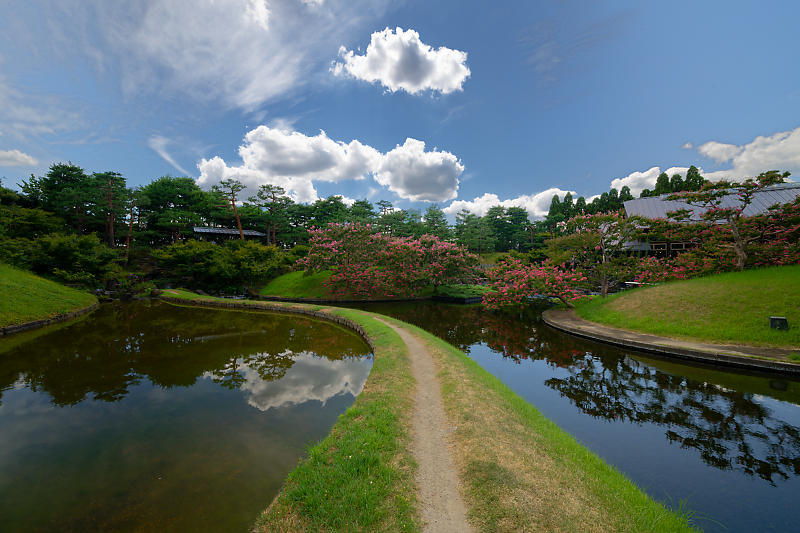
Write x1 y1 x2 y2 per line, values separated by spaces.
259 270 334 299
575 265 800 348
259 270 437 300
0 263 98 328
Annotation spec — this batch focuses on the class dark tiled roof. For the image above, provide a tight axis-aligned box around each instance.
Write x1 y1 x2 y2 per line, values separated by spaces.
623 183 800 220
193 226 266 236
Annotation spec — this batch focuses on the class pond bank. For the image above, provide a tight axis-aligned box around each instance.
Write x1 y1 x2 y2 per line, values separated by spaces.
544 308 800 374
162 290 695 531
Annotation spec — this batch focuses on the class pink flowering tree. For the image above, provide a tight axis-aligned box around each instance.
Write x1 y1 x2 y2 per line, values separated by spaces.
300 223 480 298
483 257 588 310
666 170 790 270
545 211 642 297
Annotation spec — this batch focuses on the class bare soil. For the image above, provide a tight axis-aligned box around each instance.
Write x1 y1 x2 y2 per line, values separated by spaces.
375 318 473 533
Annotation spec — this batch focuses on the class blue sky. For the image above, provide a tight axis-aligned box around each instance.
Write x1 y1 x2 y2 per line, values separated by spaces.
1 0 798 218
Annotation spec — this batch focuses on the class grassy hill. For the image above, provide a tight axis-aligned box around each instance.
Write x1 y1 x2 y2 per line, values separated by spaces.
0 263 98 328
575 265 800 348
259 270 335 299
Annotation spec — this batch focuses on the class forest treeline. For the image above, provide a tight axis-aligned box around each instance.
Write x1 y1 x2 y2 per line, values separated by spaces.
0 162 709 293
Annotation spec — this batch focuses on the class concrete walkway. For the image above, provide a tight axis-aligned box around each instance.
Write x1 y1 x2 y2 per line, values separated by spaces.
374 318 473 533
543 309 800 375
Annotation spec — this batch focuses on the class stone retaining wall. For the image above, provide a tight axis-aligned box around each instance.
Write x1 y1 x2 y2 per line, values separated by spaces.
0 303 100 337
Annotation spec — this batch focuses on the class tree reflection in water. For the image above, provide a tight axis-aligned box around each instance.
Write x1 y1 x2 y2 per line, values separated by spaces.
348 301 800 485
0 300 370 407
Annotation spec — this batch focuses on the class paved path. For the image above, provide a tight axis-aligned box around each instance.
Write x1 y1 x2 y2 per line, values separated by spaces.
374 318 472 533
543 309 800 374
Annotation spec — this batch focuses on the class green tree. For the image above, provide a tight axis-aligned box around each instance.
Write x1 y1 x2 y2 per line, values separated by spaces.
138 176 206 244
348 199 377 223
211 178 247 240
249 184 292 245
423 204 452 240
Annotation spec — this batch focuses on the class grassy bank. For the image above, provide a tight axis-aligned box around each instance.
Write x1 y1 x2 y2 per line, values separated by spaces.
259 270 435 301
397 318 695 532
0 263 98 328
160 290 419 532
260 270 335 299
575 266 800 348
163 290 695 532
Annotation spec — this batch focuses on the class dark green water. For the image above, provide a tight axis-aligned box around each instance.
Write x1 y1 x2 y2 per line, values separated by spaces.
347 301 800 533
0 300 372 532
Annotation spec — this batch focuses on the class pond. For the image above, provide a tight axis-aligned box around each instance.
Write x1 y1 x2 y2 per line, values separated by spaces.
0 300 372 532
348 301 800 533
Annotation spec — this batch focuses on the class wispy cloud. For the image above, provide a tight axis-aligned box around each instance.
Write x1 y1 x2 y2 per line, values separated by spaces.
147 135 191 176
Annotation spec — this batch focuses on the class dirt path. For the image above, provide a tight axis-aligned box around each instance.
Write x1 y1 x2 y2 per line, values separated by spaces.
375 318 472 533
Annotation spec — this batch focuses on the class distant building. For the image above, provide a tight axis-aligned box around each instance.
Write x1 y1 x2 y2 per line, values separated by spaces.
193 226 266 241
623 182 800 221
622 182 800 256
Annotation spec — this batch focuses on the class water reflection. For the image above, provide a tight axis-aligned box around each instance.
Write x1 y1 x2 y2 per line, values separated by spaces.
348 302 800 483
0 300 369 407
224 352 372 411
0 300 372 533
546 354 800 484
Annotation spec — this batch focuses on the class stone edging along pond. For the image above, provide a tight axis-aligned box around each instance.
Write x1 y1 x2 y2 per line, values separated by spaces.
0 302 100 337
543 308 800 375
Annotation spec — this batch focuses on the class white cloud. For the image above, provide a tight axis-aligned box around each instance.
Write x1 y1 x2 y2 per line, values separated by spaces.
609 166 699 197
0 149 38 166
609 166 661 197
147 135 191 176
444 188 575 220
197 125 463 203
212 352 372 412
700 127 800 181
681 142 693 150
333 27 470 95
0 75 82 139
375 139 463 202
697 141 743 164
41 0 391 111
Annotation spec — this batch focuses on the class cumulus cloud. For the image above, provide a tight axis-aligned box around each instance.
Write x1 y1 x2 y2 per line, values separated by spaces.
681 142 693 150
197 125 464 203
443 188 575 220
697 141 743 164
333 27 470 95
147 135 191 176
700 127 800 181
375 139 462 201
609 166 698 197
0 149 38 167
234 352 372 412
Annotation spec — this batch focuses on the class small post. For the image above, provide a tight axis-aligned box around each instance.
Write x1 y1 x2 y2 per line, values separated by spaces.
769 316 789 330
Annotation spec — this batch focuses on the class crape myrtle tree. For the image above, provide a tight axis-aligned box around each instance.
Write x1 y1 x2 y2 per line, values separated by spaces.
301 222 480 298
546 211 642 297
667 170 790 270
482 257 587 309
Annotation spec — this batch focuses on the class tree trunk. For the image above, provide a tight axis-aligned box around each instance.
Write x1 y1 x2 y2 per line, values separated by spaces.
124 203 135 265
232 200 244 240
728 216 748 270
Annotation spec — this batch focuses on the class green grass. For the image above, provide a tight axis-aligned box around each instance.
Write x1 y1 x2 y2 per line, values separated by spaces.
394 320 696 532
575 265 800 348
435 284 493 299
0 263 97 328
165 290 695 532
260 270 335 299
158 291 419 532
478 252 509 265
259 270 436 301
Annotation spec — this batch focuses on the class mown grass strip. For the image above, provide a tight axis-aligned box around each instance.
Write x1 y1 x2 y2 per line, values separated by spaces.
575 265 800 348
0 262 97 328
389 318 697 533
158 290 419 532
